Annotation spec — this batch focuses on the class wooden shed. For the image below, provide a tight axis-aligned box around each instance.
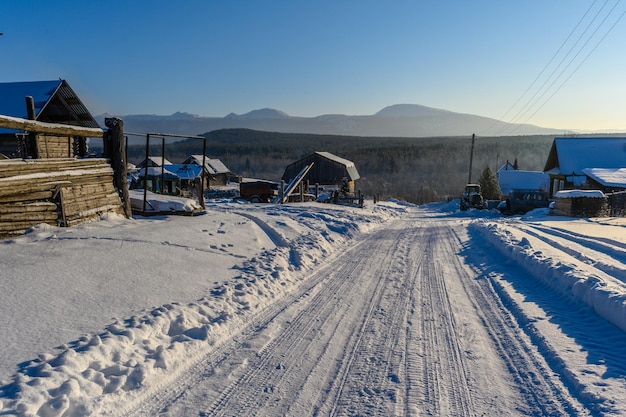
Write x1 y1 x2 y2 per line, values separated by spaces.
282 151 360 194
0 80 100 159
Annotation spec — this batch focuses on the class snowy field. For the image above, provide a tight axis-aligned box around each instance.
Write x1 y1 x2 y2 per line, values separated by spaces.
1 199 626 416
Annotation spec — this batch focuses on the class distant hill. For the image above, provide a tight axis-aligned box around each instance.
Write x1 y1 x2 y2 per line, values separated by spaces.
96 104 564 144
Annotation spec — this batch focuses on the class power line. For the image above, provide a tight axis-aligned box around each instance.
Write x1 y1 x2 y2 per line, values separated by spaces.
490 1 624 136
494 0 613 135
510 5 626 134
509 0 619 128
489 0 599 132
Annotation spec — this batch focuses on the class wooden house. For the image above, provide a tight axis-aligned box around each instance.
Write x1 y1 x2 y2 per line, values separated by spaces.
182 155 231 187
282 151 360 194
543 137 626 196
0 80 100 159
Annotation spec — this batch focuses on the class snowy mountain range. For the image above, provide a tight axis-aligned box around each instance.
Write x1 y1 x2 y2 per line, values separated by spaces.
96 104 563 142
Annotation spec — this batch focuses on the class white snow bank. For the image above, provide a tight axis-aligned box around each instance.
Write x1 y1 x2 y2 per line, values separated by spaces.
470 221 626 333
0 200 407 416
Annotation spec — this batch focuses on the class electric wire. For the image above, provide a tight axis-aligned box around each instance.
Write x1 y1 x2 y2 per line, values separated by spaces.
485 0 599 134
493 0 613 135
506 0 620 131
488 0 624 136
502 1 611 128
508 5 626 135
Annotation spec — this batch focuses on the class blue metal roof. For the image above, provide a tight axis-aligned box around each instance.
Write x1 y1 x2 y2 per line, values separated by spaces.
0 80 62 119
0 80 100 135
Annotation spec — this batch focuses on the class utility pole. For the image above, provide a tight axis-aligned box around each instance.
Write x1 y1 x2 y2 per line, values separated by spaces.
468 133 476 184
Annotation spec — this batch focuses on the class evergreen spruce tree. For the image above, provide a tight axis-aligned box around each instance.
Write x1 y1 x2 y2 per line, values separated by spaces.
479 165 501 200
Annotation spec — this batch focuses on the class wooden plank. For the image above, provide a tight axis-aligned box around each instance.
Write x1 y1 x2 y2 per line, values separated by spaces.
63 196 122 218
0 202 57 214
0 211 58 222
64 205 124 226
0 114 103 137
0 191 54 203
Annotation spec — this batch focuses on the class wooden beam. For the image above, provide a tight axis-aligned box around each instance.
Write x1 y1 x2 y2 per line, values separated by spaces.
0 114 103 137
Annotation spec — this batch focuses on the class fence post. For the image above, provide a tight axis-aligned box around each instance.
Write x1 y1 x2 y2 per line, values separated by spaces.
105 117 132 218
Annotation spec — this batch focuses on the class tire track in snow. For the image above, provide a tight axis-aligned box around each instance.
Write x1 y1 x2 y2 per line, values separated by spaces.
120 235 371 417
206 255 369 416
161 219 429 416
455 226 585 416
413 225 474 416
123 210 601 417
323 222 426 416
204 224 408 416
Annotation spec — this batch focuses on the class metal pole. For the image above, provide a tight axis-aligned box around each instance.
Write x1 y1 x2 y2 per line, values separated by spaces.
143 133 150 213
200 137 207 209
468 133 476 184
160 137 165 195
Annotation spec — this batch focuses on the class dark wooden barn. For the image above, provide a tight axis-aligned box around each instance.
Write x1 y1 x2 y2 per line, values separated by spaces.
282 151 360 194
0 80 100 159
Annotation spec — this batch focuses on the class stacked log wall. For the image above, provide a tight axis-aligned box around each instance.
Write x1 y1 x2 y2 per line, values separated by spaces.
551 197 609 217
36 135 75 159
0 158 124 237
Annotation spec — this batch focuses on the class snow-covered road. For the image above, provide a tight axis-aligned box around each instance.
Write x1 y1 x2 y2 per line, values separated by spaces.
123 210 619 416
2 202 626 416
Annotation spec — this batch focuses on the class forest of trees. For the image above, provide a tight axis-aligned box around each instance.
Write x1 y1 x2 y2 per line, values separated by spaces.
115 128 558 204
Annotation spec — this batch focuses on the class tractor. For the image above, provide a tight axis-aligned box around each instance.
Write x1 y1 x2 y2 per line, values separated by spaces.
460 183 485 211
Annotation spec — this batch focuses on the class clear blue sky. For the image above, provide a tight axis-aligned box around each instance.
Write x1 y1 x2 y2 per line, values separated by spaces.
2 0 625 132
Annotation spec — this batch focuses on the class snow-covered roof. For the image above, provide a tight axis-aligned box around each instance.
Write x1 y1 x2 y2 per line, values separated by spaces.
583 168 626 188
183 155 230 175
544 137 626 175
498 170 549 195
554 189 606 199
315 151 355 168
206 159 230 175
137 156 173 167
